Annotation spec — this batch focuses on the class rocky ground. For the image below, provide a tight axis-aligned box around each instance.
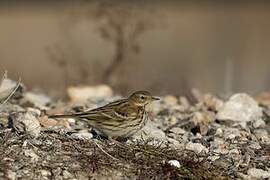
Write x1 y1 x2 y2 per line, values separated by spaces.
0 76 269 180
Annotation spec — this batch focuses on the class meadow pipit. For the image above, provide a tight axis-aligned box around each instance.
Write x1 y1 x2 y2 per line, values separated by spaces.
49 91 159 140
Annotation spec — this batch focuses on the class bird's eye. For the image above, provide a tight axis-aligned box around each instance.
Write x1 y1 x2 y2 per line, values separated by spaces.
141 96 145 100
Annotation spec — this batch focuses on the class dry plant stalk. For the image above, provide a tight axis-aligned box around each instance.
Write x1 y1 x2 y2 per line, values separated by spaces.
93 140 119 161
0 71 21 107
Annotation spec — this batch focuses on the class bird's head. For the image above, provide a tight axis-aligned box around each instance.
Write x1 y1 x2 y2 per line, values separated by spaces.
128 91 160 106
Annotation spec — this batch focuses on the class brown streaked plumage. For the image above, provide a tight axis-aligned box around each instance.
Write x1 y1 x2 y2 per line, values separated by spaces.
49 91 160 139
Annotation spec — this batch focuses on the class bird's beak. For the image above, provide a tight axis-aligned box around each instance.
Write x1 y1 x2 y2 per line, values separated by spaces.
151 96 160 101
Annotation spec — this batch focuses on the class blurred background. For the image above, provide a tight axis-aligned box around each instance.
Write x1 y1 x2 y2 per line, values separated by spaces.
1 1 270 98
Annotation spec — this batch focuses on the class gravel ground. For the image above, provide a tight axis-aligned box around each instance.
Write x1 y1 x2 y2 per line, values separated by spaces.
0 78 269 180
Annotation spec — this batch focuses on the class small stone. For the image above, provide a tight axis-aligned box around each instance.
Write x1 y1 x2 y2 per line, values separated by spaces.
6 170 16 180
234 121 249 131
179 96 190 110
24 149 39 162
70 132 93 140
62 170 73 179
252 119 266 128
212 158 231 169
9 110 41 138
203 94 224 111
27 108 41 116
229 149 240 161
39 170 51 177
24 92 51 109
227 134 237 140
168 160 181 168
169 127 186 135
133 121 167 141
169 116 178 125
67 85 113 102
185 142 208 154
215 128 223 136
39 116 58 128
208 155 220 161
217 93 263 122
3 158 14 162
223 128 241 140
163 95 178 106
249 142 261 149
191 111 215 135
168 138 184 149
51 167 61 178
211 139 229 155
39 116 70 129
247 168 270 179
254 129 270 144
180 132 190 143
237 172 249 180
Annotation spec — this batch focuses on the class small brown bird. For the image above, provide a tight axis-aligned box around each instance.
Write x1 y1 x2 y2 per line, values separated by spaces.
49 91 159 140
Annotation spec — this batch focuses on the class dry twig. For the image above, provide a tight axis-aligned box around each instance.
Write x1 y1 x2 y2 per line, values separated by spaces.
0 77 21 107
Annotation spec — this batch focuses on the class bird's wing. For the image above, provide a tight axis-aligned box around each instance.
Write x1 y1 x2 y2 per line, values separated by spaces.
71 99 138 122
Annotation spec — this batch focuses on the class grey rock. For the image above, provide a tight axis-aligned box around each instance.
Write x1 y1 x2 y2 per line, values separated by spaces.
223 128 241 140
169 127 186 135
252 119 266 129
133 121 167 141
217 93 263 122
167 138 184 149
70 132 93 140
185 142 209 154
9 109 41 138
247 168 270 179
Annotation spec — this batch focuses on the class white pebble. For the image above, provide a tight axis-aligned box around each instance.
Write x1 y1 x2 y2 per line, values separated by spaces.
168 160 181 168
